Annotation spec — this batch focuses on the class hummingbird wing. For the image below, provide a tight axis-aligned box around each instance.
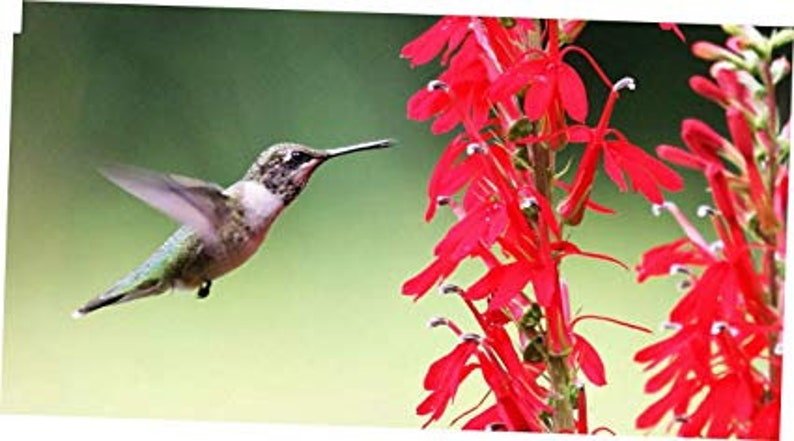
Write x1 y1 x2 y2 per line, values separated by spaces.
100 164 232 243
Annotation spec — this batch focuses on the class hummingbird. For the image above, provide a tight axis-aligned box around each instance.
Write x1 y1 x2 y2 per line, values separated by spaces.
72 139 393 318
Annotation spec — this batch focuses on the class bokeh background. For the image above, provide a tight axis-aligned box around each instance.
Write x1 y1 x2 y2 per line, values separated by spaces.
2 2 790 436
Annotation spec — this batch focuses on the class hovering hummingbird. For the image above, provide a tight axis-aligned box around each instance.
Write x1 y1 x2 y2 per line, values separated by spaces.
72 139 393 318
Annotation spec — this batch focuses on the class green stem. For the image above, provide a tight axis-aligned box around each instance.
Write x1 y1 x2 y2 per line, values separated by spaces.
548 354 575 432
758 60 782 389
531 131 574 432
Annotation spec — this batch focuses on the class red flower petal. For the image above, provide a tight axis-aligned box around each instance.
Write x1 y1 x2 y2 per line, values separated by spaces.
636 377 698 429
523 76 555 121
558 138 603 225
558 62 588 122
603 139 684 203
402 256 458 299
636 238 711 282
401 16 471 67
417 340 480 427
462 404 502 430
574 333 606 386
681 118 726 164
657 144 706 170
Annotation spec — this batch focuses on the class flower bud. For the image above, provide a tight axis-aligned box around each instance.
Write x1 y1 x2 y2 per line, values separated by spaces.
721 24 744 37
498 17 516 29
689 75 727 105
770 56 791 85
722 25 768 55
681 119 726 163
726 107 755 159
561 20 587 43
507 118 534 142
726 36 747 53
691 41 736 62
770 28 794 49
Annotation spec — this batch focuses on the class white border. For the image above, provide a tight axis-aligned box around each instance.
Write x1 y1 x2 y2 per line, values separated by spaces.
0 0 20 405
0 415 642 440
1 1 792 440
26 0 794 26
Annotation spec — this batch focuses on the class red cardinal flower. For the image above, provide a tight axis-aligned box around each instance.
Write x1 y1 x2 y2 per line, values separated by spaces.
401 16 472 67
490 22 596 123
417 337 480 428
558 78 683 225
406 38 494 135
637 28 787 438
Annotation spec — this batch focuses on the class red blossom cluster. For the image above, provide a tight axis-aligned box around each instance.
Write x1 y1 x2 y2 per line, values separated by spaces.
400 18 685 433
635 26 790 438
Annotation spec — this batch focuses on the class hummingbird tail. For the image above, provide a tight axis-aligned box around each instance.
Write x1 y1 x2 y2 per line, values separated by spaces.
72 293 127 319
72 278 168 319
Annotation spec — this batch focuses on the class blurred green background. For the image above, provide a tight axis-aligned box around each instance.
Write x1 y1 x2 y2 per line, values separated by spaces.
2 2 790 436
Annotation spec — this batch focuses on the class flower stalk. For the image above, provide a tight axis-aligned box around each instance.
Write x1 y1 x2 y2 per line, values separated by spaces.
638 25 789 438
401 17 685 433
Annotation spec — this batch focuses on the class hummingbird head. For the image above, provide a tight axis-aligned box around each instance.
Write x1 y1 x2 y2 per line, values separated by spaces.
244 139 393 204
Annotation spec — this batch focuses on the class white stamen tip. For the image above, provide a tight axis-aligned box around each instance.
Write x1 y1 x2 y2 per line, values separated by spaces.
669 264 690 276
520 197 539 210
709 240 725 253
466 143 486 156
439 283 463 295
427 317 448 328
613 76 636 92
661 321 683 331
651 204 664 217
710 321 727 335
774 341 783 356
460 332 483 343
710 321 738 337
71 310 85 320
427 79 449 92
697 205 717 218
651 201 674 217
485 423 507 431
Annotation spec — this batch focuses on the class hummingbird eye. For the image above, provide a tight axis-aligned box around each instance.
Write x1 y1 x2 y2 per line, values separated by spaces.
286 150 311 167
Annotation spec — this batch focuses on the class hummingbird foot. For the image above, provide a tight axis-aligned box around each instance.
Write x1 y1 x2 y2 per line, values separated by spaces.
197 280 212 299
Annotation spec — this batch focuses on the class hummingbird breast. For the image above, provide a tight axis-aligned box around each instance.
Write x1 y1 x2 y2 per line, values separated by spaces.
174 181 285 288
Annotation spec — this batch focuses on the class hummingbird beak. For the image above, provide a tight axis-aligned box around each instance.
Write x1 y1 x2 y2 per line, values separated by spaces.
324 139 394 159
